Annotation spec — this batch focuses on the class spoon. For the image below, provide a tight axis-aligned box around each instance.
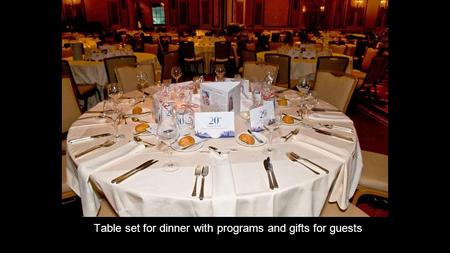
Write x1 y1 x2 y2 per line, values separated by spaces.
74 139 115 158
131 117 150 123
133 136 156 147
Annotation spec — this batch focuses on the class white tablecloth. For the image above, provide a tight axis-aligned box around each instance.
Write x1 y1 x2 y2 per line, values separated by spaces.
256 51 353 81
66 87 362 216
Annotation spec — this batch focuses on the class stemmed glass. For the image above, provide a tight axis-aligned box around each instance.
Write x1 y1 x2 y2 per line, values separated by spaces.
136 69 148 101
214 64 226 81
263 109 280 155
171 66 183 83
157 105 179 172
106 83 125 140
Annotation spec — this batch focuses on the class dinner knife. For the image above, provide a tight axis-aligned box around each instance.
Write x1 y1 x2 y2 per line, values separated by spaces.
263 159 274 190
111 159 158 184
312 127 354 142
144 91 151 96
247 129 263 143
312 108 340 112
266 157 279 189
68 133 112 144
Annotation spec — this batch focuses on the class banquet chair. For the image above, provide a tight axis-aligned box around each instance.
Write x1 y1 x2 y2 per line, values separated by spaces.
62 60 101 113
264 53 291 88
353 55 388 102
353 39 369 68
115 63 156 93
358 47 379 72
161 50 180 81
179 41 204 75
238 49 257 74
344 44 356 57
61 77 81 201
143 43 159 55
62 47 73 58
243 61 279 85
316 56 349 74
159 35 172 53
210 41 233 74
103 55 137 83
246 42 256 51
329 44 346 54
351 150 388 205
320 202 369 217
269 42 284 51
313 71 357 112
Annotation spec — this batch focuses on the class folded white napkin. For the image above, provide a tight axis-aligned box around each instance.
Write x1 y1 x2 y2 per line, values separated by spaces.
77 142 145 216
308 112 353 123
210 153 237 216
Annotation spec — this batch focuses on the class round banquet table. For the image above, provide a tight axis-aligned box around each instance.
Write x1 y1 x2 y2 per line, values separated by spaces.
256 51 353 81
63 52 161 88
65 85 362 217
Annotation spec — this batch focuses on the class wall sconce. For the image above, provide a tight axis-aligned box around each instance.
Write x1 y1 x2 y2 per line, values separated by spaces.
302 5 306 13
320 6 325 12
379 0 388 8
351 0 364 8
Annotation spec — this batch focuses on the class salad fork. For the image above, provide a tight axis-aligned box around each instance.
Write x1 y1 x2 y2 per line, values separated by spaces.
191 165 202 197
286 152 320 175
289 152 329 174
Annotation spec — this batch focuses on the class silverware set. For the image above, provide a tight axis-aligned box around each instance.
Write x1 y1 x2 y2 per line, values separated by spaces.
263 157 279 190
192 165 209 200
74 139 116 158
68 133 112 144
111 159 159 184
286 151 329 175
312 127 354 142
281 128 299 142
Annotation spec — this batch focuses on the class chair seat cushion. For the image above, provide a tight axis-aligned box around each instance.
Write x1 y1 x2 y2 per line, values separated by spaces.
352 69 366 80
78 84 97 96
360 151 388 192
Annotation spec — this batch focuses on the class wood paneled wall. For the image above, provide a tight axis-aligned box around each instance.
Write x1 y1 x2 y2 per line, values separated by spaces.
66 0 387 31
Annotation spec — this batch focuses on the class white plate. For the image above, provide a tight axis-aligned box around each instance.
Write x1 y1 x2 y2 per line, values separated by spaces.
171 135 206 152
235 132 267 147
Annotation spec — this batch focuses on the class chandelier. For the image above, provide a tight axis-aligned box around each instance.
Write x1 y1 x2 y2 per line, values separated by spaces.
379 0 388 8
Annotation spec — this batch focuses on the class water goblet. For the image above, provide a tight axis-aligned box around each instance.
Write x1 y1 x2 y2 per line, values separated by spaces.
214 64 226 81
157 109 179 172
136 69 148 101
263 113 280 155
171 66 183 83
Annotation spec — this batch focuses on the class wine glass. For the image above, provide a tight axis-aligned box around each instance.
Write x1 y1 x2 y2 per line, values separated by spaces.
136 69 148 101
263 112 280 155
214 64 226 81
171 66 183 83
157 106 179 172
106 83 125 140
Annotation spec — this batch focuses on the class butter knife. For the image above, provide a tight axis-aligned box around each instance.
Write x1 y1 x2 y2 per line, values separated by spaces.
247 129 263 143
313 127 354 142
266 157 279 189
68 133 112 144
263 159 274 190
111 159 158 184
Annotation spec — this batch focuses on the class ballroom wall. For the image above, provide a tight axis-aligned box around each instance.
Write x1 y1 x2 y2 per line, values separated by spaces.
62 0 388 31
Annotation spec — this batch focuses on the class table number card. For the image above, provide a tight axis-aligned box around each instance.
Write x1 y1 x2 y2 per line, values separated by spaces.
249 101 275 132
195 111 235 138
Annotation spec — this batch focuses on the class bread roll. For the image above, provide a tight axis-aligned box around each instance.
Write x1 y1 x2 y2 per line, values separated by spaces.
277 98 288 106
282 115 294 124
239 133 255 145
178 136 195 147
132 106 143 114
135 123 149 133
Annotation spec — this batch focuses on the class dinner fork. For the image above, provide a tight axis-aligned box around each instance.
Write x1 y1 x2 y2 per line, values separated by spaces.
289 152 329 174
191 165 202 197
199 165 209 200
74 139 115 158
281 128 299 141
286 152 320 175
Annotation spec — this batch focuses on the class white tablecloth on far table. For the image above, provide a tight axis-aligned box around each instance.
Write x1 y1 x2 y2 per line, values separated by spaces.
257 51 353 81
66 87 362 216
